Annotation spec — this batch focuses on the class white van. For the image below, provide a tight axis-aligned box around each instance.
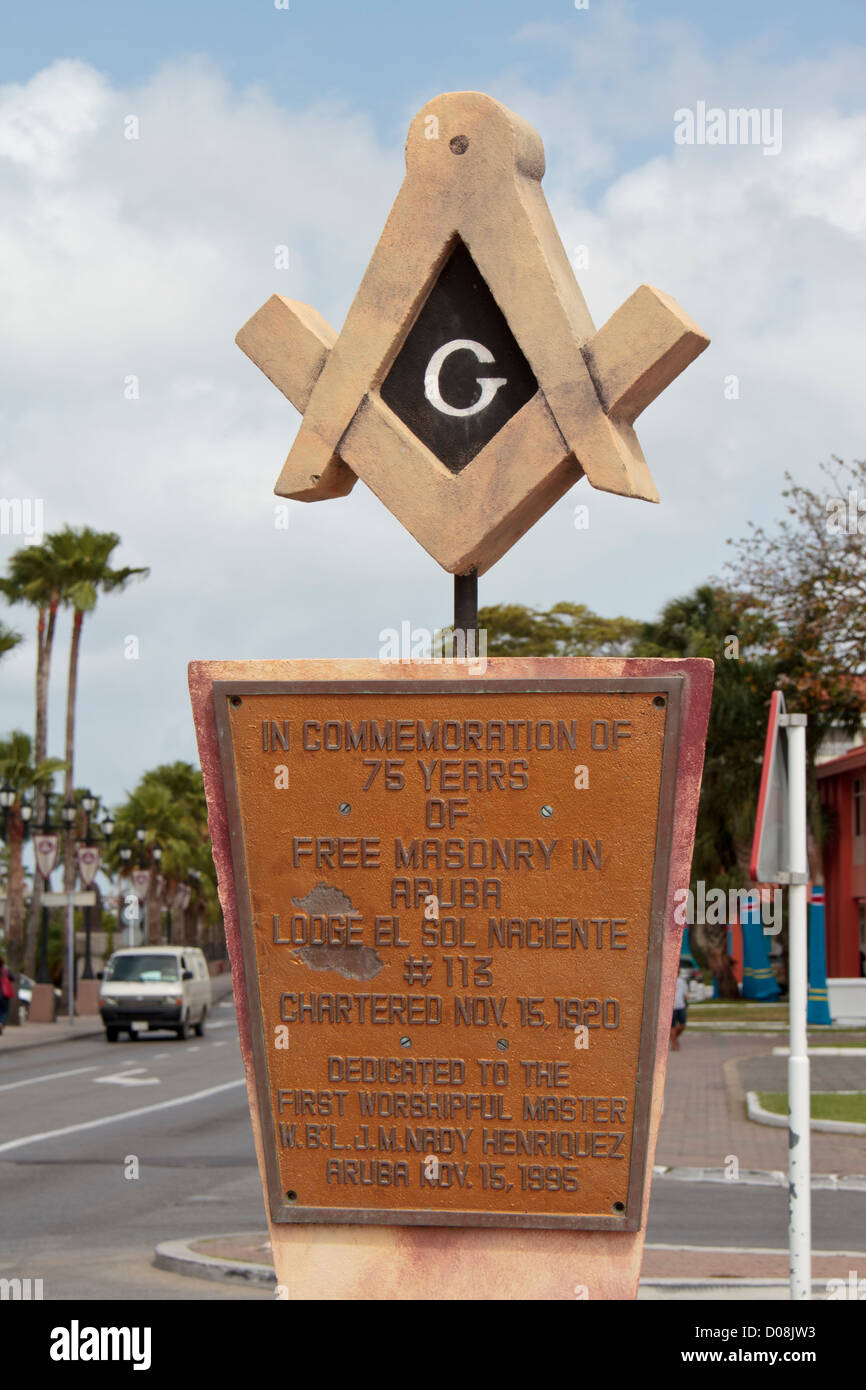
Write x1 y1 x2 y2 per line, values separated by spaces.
98 946 212 1042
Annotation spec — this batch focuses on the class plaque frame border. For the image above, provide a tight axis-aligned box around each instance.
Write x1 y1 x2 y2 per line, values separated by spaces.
213 675 682 1231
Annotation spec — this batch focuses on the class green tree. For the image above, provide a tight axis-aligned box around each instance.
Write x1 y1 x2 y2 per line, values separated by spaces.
106 763 218 950
634 585 782 997
727 455 866 746
0 621 22 663
480 602 641 657
0 541 70 967
44 527 148 897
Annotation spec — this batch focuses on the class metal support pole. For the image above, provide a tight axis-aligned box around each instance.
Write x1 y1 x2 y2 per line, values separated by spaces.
66 893 75 1021
82 902 94 979
786 714 811 1300
453 569 478 639
36 880 51 984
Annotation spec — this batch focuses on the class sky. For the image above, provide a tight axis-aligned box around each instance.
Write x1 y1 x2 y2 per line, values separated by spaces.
1 0 865 811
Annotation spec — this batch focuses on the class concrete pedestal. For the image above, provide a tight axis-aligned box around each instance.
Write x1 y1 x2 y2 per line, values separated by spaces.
28 983 56 1023
76 979 101 1016
192 656 712 1300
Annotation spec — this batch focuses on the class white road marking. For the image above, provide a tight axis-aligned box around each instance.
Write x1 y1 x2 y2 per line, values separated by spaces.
646 1242 866 1258
187 1046 200 1053
207 1019 237 1030
212 1041 228 1048
0 1066 98 1093
0 1078 246 1154
93 1068 160 1087
152 1052 170 1059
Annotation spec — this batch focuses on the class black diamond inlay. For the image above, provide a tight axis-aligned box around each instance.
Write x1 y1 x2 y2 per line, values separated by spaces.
380 239 538 474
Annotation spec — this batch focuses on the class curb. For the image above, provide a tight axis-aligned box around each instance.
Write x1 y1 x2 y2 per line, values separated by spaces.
772 1047 866 1057
746 1090 866 1136
653 1162 866 1190
639 1278 835 1295
154 1236 276 1288
0 1022 105 1052
1 978 236 1052
151 1236 843 1298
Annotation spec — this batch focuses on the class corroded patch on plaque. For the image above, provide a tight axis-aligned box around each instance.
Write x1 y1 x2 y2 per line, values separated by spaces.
215 678 681 1230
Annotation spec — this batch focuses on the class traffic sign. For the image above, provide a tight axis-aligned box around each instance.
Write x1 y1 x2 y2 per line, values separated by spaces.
41 891 97 907
751 690 789 882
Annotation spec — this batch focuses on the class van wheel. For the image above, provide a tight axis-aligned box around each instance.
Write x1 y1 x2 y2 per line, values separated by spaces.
194 1008 207 1038
105 1027 119 1042
175 1018 191 1041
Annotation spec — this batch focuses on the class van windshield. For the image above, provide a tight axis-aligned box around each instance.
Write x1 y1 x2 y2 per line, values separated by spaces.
106 954 180 983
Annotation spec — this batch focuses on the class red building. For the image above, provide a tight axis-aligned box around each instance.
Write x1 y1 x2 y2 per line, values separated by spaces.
817 746 866 978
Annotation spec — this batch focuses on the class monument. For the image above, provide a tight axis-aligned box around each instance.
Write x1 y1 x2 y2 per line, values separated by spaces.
190 91 712 1299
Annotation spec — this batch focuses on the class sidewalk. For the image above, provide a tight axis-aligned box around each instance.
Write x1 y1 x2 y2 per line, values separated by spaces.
0 973 236 1052
156 1230 865 1299
656 1030 866 1176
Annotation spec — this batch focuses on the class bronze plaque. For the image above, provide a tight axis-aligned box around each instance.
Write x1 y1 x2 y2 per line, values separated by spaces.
215 677 681 1230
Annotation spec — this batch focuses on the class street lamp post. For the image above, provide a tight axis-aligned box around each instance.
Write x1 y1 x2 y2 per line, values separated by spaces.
0 784 32 968
188 868 201 948
0 788 32 1025
80 795 113 981
61 798 77 1011
152 843 163 942
118 844 132 946
135 827 148 943
35 793 58 985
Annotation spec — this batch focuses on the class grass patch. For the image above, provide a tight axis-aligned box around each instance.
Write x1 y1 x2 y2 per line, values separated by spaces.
757 1092 866 1124
691 1003 788 1022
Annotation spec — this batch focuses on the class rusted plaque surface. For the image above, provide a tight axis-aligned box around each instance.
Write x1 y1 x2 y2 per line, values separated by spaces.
215 677 681 1230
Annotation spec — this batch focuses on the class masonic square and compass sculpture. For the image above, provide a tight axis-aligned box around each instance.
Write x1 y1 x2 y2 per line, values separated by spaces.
236 90 708 579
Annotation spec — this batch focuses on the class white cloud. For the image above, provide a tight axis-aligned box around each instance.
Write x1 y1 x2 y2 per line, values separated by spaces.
1 33 864 803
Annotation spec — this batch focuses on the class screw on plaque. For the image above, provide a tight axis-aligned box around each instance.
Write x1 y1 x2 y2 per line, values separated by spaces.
540 804 553 818
339 802 351 815
496 1038 509 1051
399 1036 412 1048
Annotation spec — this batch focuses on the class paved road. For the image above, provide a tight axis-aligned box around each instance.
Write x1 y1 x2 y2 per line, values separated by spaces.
1 1003 863 1299
647 1178 866 1257
0 999 271 1300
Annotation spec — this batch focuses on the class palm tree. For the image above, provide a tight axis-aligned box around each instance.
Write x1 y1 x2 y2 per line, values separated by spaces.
0 621 22 664
43 527 149 897
0 731 66 973
0 543 65 777
1 542 69 966
106 763 217 950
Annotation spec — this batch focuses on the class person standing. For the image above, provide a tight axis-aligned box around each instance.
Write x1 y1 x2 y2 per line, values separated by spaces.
670 972 688 1051
0 956 14 1034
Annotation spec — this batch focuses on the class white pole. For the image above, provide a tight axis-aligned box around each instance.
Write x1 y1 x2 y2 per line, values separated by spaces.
786 715 810 1299
67 893 75 1022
